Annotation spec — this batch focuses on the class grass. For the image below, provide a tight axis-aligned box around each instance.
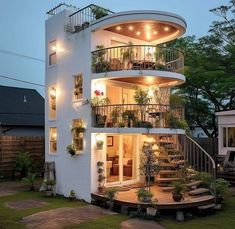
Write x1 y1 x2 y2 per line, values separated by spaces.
0 189 86 229
1 180 235 229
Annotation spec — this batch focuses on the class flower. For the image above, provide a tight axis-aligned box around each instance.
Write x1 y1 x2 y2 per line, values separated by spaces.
94 90 104 97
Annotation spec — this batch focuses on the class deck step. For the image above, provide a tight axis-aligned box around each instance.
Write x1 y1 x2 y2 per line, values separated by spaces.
161 186 174 192
186 180 202 188
168 155 184 159
157 177 181 183
189 188 211 196
159 163 176 168
159 170 178 175
198 203 216 210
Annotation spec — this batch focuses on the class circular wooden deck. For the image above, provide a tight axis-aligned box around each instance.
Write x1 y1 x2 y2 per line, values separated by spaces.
91 185 215 210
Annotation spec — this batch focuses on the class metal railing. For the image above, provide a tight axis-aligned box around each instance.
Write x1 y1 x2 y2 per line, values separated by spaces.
91 45 184 73
46 3 78 17
69 4 114 30
178 134 216 194
92 104 184 128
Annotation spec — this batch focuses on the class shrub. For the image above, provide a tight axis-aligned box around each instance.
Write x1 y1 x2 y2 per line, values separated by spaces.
22 173 36 191
136 188 153 202
172 181 185 195
195 172 212 188
211 178 230 196
15 152 32 178
104 188 118 200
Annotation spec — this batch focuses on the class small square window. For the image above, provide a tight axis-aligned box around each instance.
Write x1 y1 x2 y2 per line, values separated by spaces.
49 86 56 120
74 74 83 100
72 119 84 152
48 40 57 66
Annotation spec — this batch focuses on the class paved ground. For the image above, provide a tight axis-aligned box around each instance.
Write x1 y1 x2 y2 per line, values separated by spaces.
0 181 26 197
121 218 164 229
22 205 116 229
6 199 48 210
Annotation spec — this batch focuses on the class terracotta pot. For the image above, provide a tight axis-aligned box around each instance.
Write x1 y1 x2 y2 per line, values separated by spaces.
172 193 183 202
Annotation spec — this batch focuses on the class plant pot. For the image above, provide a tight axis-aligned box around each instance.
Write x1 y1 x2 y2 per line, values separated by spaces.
215 195 224 204
172 193 183 202
44 190 53 197
139 196 152 203
69 196 76 201
98 186 105 194
146 207 157 216
69 150 76 156
14 171 22 180
107 200 114 210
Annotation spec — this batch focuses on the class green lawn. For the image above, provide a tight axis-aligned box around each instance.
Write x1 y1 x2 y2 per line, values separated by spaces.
0 181 235 229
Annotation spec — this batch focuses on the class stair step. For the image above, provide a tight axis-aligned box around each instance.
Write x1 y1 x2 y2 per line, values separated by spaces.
157 177 181 183
161 186 174 192
198 203 216 210
171 160 186 165
186 180 202 188
159 162 176 168
168 155 184 159
159 170 178 175
189 188 211 196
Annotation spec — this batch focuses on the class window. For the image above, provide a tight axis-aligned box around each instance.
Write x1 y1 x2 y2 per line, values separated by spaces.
49 127 57 153
72 119 84 152
74 74 83 100
49 86 56 120
48 40 57 66
222 127 235 148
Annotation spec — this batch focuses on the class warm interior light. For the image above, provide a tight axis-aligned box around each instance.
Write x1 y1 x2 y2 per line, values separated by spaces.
146 32 151 40
146 77 154 85
116 26 121 31
146 25 151 30
96 134 103 142
164 27 169 31
129 26 133 30
51 46 57 52
136 31 141 36
148 88 154 97
153 31 158 35
52 133 57 139
50 87 56 98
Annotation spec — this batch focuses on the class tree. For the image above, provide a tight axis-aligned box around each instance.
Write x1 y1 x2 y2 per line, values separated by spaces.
167 0 235 137
139 142 159 191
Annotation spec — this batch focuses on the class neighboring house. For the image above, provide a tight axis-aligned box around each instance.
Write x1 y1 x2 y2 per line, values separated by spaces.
45 4 215 202
0 85 44 136
216 109 235 158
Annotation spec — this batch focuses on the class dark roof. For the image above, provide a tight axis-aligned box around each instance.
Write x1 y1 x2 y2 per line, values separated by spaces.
0 85 44 126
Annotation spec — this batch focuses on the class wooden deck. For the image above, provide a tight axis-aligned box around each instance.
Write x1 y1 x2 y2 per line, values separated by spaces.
91 185 215 211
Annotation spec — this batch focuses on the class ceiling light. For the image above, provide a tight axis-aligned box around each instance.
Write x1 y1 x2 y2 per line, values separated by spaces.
136 31 141 36
146 33 151 40
164 27 169 31
146 25 151 30
153 31 158 35
129 26 133 30
116 26 121 31
51 46 57 52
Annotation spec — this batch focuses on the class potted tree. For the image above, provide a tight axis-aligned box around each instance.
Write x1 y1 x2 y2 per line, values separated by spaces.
97 161 105 193
104 188 118 210
172 181 185 202
66 144 76 156
91 5 109 20
92 45 110 73
139 143 159 192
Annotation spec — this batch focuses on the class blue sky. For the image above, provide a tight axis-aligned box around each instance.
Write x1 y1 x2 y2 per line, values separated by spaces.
0 0 228 95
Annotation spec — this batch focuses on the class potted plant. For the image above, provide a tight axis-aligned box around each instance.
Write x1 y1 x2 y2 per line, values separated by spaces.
172 181 185 202
66 144 76 156
71 126 86 137
43 179 56 197
122 110 136 127
97 161 105 193
22 173 37 191
92 45 110 73
211 178 229 204
118 122 125 128
136 188 153 202
146 199 158 216
104 188 118 210
96 140 104 150
121 41 134 69
111 108 120 127
69 190 76 201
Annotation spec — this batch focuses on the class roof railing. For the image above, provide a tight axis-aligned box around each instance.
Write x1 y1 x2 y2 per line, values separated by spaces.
68 4 114 32
46 3 79 18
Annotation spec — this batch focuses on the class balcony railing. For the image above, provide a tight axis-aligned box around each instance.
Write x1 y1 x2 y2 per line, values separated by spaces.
92 104 184 128
69 4 114 31
91 45 184 74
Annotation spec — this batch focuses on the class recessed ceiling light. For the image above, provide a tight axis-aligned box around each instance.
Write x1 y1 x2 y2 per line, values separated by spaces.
129 26 133 30
116 26 121 31
153 31 158 35
146 32 151 40
136 31 141 36
164 27 169 31
146 25 151 30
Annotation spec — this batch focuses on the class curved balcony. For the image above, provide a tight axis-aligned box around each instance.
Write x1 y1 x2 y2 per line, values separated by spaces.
92 104 184 129
91 45 184 75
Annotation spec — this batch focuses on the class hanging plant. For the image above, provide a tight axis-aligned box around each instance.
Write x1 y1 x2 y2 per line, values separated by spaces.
66 144 76 156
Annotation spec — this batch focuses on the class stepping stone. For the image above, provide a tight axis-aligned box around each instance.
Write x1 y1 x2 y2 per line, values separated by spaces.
121 218 164 229
189 188 211 196
6 199 48 210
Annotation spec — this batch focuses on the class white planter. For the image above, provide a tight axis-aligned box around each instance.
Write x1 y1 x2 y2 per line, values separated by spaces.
146 207 157 216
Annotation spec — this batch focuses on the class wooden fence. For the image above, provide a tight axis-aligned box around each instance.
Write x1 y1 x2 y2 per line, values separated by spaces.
0 136 45 178
194 138 218 158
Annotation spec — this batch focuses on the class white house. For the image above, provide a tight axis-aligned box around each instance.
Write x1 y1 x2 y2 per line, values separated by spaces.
216 109 235 159
45 4 193 202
